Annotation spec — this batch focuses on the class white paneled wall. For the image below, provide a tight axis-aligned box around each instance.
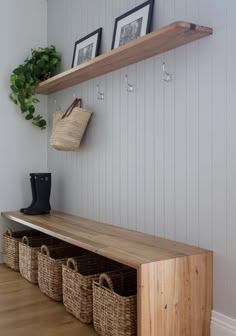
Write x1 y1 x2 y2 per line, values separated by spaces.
0 0 48 261
47 0 236 320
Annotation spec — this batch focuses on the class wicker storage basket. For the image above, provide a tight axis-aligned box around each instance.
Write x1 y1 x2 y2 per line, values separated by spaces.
62 254 124 324
38 244 90 301
3 228 42 271
19 235 63 284
93 270 137 336
50 98 92 151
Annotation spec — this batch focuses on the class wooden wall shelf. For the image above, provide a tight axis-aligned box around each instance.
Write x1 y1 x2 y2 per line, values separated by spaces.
2 211 213 336
34 21 212 95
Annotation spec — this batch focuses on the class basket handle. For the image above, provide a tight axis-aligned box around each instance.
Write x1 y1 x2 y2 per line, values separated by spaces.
99 273 114 292
5 228 12 237
61 98 82 119
41 245 50 257
67 258 78 272
22 236 29 245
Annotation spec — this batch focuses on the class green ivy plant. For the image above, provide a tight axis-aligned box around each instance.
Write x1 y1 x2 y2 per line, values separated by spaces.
9 45 61 129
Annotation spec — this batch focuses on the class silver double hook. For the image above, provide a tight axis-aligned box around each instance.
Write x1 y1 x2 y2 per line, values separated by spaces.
162 62 173 82
125 74 134 93
96 83 104 100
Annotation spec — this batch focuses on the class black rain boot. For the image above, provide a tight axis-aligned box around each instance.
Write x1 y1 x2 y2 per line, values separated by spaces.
20 173 37 213
24 173 51 215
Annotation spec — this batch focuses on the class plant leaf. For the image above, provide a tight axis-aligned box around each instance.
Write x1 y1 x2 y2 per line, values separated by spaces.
32 97 40 104
9 44 61 129
20 104 28 113
25 114 33 120
9 93 18 105
29 105 35 114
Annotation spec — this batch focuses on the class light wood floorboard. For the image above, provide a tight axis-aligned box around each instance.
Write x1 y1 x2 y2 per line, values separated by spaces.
0 264 97 336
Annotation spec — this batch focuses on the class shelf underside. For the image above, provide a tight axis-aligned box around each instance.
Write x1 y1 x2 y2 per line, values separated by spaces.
34 21 212 95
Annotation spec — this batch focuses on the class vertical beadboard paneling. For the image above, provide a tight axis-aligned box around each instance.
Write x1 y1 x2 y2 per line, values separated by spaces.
136 61 145 233
211 0 229 315
120 67 128 229
154 55 165 237
112 70 121 227
127 64 137 231
227 0 236 316
87 79 95 218
186 41 199 246
92 78 101 220
144 58 155 234
104 0 113 224
185 0 199 247
174 0 187 243
162 0 176 240
98 76 107 222
47 0 236 320
105 71 113 224
198 0 213 250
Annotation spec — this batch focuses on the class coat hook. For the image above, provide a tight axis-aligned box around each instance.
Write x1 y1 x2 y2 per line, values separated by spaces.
96 83 104 100
54 99 61 111
162 62 173 82
125 74 134 92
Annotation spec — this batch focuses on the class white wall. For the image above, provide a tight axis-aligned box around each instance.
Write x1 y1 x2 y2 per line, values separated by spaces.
0 0 48 261
50 0 235 328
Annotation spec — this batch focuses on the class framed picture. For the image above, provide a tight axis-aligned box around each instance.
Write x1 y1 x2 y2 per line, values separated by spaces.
111 0 154 49
72 28 102 67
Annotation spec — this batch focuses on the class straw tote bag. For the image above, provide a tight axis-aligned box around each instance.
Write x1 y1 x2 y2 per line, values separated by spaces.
50 98 92 151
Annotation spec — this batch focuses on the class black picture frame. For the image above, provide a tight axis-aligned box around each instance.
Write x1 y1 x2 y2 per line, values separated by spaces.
111 0 154 50
72 28 102 68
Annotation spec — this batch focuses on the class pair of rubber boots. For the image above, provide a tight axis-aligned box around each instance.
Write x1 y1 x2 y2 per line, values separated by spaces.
20 173 51 215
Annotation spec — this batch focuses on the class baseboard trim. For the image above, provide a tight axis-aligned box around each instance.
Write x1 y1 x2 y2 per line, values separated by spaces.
212 311 236 336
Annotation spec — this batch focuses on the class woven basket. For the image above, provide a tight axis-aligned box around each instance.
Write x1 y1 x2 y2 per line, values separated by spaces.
93 270 137 336
3 228 42 271
62 254 124 324
19 235 62 284
50 98 92 151
38 244 90 301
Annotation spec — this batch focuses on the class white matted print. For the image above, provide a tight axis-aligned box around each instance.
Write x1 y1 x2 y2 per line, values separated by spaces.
72 28 102 67
112 0 154 49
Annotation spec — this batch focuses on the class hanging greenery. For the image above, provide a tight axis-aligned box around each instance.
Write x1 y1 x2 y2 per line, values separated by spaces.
9 45 61 129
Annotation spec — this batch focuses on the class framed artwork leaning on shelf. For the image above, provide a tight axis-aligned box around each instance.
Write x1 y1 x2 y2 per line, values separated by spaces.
111 0 154 49
72 28 102 67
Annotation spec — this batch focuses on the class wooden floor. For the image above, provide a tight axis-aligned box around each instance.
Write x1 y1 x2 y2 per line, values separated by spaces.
0 264 97 336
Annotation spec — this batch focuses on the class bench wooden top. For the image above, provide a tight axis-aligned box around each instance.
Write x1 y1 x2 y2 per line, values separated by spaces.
1 211 208 268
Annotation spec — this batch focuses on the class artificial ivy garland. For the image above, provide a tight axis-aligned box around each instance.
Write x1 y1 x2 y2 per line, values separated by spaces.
9 45 60 129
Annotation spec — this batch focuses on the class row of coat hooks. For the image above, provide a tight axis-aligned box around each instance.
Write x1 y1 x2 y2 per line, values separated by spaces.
97 62 172 100
54 62 173 107
96 74 135 100
96 62 172 100
95 74 135 100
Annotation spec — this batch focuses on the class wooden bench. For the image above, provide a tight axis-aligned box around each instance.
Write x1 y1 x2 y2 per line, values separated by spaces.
1 211 212 336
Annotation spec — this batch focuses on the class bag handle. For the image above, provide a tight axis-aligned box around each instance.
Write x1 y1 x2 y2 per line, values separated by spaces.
61 98 78 119
61 98 83 119
67 258 78 272
99 273 114 292
5 228 12 237
22 236 29 245
41 245 50 257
